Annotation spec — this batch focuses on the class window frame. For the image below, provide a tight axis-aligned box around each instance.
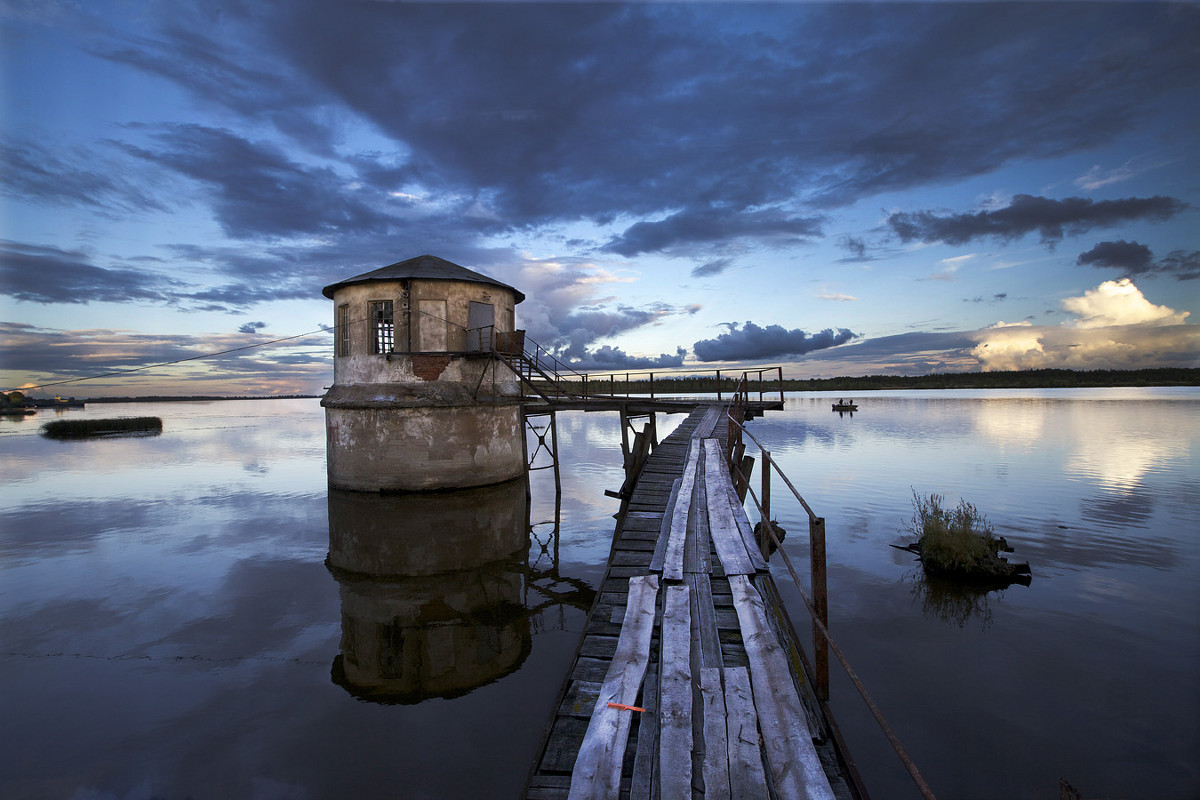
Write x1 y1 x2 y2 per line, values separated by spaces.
369 300 395 355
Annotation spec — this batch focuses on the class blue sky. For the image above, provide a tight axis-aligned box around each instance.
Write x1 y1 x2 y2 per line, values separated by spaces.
2 1 1198 396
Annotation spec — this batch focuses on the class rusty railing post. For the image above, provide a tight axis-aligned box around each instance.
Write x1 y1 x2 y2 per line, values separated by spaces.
760 449 772 558
811 515 829 700
649 372 655 399
716 369 722 401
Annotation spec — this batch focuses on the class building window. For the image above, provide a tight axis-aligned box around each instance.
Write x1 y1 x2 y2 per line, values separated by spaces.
370 300 394 354
336 304 350 357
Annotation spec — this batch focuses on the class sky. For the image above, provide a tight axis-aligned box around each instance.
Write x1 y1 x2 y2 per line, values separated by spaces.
2 1 1198 397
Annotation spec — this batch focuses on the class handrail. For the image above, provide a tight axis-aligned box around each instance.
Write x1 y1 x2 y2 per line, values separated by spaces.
477 325 786 405
726 408 939 800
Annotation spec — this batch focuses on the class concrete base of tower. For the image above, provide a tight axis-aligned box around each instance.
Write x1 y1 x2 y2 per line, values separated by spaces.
322 386 525 492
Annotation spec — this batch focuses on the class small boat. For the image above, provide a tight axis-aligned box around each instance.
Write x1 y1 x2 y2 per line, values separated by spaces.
832 398 858 412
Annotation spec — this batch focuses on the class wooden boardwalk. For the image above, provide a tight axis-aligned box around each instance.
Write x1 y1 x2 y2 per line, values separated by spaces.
524 405 861 800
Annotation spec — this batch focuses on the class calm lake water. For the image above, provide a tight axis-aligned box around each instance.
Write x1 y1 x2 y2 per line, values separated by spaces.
1 389 1197 800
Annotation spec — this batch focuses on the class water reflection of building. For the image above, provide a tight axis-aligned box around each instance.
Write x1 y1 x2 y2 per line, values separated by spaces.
327 479 595 704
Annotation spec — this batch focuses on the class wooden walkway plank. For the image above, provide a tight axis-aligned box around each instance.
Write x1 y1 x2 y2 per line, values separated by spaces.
724 666 769 799
659 439 700 581
703 439 758 576
728 575 835 800
568 574 661 800
700 667 732 800
649 478 682 574
657 584 693 800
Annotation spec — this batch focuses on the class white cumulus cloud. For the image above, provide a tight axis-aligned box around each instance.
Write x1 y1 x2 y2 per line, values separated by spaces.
971 280 1197 370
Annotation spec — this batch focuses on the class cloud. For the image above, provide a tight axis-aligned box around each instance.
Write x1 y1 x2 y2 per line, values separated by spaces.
0 135 167 214
888 194 1187 247
118 124 402 240
1061 278 1188 328
507 258 686 361
0 322 330 395
1077 241 1200 281
604 206 824 257
561 345 686 373
970 279 1196 370
0 241 185 304
84 2 1198 241
692 322 856 362
238 321 267 334
692 258 733 278
1075 240 1154 273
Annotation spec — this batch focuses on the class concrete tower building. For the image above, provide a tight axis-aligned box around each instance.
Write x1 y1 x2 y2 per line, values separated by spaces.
321 254 526 492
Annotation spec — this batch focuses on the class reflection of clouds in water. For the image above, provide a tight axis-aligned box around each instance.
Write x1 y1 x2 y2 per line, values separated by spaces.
1015 521 1178 571
1080 488 1154 529
973 402 1046 448
1067 432 1186 492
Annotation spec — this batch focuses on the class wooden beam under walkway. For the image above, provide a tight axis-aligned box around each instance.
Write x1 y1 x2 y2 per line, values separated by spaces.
523 405 860 800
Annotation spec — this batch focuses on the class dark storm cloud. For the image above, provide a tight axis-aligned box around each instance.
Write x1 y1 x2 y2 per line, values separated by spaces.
0 241 184 304
94 2 1200 247
1158 250 1200 281
603 206 824 257
1077 240 1200 281
118 124 399 240
1 136 167 214
888 195 1187 247
1076 240 1155 273
692 322 856 362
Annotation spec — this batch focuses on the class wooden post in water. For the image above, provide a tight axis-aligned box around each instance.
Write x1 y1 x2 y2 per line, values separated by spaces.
810 515 829 700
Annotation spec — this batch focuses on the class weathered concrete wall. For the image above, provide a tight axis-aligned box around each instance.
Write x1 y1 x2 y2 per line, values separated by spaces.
326 478 528 575
324 400 525 491
331 279 518 385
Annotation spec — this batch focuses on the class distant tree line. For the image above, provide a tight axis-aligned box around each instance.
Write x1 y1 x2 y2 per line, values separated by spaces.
571 367 1199 395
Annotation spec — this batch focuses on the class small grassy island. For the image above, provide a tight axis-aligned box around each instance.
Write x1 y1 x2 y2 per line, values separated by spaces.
41 417 163 438
897 491 1030 582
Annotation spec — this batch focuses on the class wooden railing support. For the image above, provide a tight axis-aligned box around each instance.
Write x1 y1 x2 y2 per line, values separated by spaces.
760 450 772 559
810 515 829 701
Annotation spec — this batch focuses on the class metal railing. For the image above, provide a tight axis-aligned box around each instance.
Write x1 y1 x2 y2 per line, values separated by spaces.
725 376 938 800
474 326 786 403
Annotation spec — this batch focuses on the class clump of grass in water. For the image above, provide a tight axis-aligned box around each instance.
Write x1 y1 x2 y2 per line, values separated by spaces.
41 417 162 438
906 490 1009 578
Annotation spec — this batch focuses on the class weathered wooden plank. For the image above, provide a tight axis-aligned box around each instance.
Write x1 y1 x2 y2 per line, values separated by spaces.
700 667 731 800
703 439 757 576
650 478 682 573
695 405 722 439
657 584 692 800
661 439 701 581
727 575 834 800
723 667 768 798
629 659 660 800
721 467 769 573
569 574 661 800
686 572 722 669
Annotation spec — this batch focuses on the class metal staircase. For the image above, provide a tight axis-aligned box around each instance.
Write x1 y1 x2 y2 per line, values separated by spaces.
483 328 586 403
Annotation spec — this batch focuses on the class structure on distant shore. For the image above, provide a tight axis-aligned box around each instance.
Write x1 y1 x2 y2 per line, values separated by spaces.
321 254 526 491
